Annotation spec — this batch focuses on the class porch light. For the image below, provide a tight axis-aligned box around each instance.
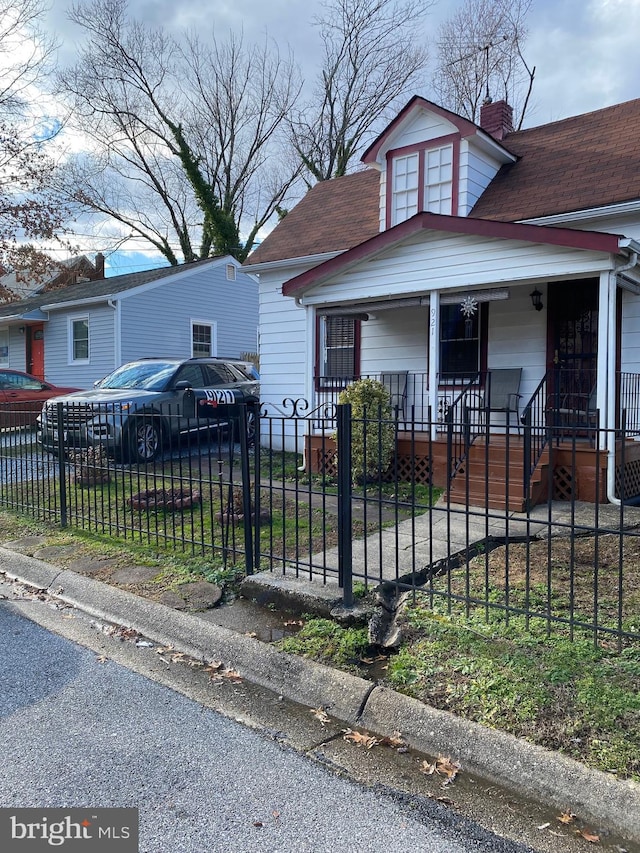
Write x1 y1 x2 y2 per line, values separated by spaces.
530 288 543 311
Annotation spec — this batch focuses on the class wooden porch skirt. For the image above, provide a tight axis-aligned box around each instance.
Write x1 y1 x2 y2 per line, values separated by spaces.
304 432 640 504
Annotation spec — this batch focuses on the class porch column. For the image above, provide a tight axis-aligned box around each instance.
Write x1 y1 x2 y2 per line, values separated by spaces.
428 290 440 441
596 270 615 452
305 305 316 405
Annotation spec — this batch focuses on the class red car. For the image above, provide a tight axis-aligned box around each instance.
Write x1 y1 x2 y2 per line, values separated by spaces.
0 369 80 428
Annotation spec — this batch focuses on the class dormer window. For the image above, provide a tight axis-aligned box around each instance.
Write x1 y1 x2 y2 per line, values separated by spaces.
425 144 453 214
389 141 455 226
392 153 419 225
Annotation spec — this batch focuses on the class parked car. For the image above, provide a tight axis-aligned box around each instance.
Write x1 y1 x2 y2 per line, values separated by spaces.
0 369 80 428
37 357 260 463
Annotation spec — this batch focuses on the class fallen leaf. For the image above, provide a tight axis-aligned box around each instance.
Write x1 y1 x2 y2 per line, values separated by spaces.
378 732 407 750
311 708 331 725
203 661 223 675
272 811 280 820
420 760 436 775
577 829 600 844
283 619 303 627
557 812 576 825
342 728 380 749
96 655 108 663
253 821 263 828
420 756 461 785
245 631 258 638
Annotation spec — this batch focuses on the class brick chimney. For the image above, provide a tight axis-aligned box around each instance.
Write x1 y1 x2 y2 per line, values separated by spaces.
94 252 106 280
479 99 514 141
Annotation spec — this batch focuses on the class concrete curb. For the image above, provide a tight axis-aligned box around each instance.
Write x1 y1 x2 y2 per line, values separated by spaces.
2 546 639 844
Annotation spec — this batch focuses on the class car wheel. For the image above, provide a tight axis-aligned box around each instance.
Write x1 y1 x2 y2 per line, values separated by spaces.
127 417 163 463
246 410 257 446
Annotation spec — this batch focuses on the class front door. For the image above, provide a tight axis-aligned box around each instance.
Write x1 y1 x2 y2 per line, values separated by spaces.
547 279 598 408
27 324 45 379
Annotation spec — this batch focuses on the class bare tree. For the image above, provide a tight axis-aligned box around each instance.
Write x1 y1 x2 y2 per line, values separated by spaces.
0 0 70 279
57 0 301 264
289 0 432 184
431 0 535 129
0 0 57 118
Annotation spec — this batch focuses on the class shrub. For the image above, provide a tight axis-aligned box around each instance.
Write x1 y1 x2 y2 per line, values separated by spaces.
337 378 395 483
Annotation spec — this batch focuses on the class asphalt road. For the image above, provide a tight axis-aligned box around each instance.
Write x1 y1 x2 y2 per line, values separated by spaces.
0 600 537 853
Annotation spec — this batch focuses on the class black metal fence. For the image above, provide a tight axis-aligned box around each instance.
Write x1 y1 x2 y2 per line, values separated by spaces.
1 398 639 648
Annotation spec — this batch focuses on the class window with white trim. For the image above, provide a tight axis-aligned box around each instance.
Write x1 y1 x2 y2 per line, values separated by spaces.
191 322 214 357
70 317 89 362
425 144 453 214
392 153 419 225
0 329 8 365
320 316 359 383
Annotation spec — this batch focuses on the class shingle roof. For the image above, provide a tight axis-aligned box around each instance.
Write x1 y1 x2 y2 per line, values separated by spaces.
0 258 218 319
246 169 380 266
245 98 640 266
472 98 640 221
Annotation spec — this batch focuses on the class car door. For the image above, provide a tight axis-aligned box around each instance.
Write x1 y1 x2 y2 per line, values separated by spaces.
166 363 207 433
0 370 51 427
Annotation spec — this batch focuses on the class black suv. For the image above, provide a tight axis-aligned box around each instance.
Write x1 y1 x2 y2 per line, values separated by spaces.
37 357 259 463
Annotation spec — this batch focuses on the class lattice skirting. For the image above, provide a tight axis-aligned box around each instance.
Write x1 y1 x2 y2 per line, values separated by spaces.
312 447 432 484
616 458 640 499
553 465 575 501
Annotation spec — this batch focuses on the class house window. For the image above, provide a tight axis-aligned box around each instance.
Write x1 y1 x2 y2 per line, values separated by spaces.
0 329 8 365
70 317 89 362
319 316 360 385
226 263 236 281
392 153 419 225
439 303 481 379
425 144 453 214
191 322 214 357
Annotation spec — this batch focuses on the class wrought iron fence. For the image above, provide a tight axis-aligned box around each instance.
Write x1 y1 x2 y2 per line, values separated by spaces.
1 398 639 648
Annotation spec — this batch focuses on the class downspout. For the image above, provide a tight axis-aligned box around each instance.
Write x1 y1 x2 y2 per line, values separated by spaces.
607 250 639 504
107 299 121 371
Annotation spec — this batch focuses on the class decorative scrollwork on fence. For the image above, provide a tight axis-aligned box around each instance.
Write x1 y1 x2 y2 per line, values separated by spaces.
259 397 337 422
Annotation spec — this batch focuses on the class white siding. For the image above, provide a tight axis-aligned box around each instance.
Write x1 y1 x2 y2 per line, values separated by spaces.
381 110 457 154
45 304 115 388
487 286 547 414
303 233 613 307
120 265 258 363
259 268 308 405
459 143 504 216
360 307 428 381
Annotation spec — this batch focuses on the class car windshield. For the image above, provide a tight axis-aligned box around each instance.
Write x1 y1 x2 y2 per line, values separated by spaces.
99 361 178 391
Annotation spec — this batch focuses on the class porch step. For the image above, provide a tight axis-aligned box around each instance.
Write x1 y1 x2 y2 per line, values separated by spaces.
445 441 549 511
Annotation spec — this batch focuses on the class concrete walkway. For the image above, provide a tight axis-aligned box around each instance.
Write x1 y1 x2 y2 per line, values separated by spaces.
304 496 640 583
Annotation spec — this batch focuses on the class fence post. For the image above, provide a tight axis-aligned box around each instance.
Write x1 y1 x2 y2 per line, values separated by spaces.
522 405 531 510
337 402 353 607
55 402 67 528
238 403 254 576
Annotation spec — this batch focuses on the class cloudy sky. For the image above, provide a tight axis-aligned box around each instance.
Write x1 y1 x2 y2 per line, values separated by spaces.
38 0 640 273
45 0 640 126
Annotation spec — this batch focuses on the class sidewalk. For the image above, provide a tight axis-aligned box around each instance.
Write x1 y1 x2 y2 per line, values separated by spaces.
1 536 639 847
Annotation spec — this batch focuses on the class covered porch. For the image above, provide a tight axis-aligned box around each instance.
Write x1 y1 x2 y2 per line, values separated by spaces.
305 368 640 509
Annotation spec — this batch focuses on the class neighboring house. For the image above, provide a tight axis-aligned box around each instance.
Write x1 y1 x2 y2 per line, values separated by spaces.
244 96 640 507
0 257 258 390
0 254 106 304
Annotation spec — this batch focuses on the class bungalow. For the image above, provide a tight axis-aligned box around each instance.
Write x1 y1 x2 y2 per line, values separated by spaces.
0 256 258 390
244 96 640 508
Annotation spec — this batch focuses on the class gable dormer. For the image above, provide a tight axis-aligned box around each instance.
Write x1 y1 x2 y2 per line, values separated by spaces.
361 97 517 231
